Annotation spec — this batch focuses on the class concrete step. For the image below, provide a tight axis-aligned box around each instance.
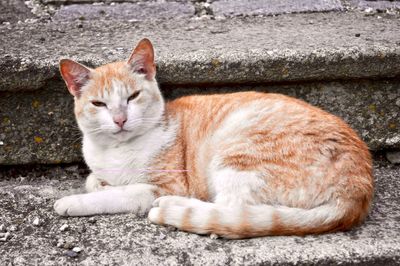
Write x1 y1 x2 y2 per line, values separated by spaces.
0 159 399 265
2 10 400 90
1 2 400 265
0 1 400 164
1 79 399 165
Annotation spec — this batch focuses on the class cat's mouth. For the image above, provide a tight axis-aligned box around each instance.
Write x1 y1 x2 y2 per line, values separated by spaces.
113 129 129 135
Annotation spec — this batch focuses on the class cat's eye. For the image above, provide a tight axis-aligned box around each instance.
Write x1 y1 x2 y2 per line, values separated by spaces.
91 101 107 107
136 67 147 74
128 91 141 102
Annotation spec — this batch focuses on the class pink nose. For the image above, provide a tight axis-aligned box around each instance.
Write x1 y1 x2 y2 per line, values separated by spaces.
113 115 127 128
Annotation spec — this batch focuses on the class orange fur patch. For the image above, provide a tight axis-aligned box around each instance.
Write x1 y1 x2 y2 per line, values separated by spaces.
147 91 373 238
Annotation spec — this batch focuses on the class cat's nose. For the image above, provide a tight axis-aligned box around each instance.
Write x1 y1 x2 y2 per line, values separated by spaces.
113 114 127 128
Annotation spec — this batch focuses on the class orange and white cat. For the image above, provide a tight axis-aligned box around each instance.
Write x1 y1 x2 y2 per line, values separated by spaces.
54 39 373 239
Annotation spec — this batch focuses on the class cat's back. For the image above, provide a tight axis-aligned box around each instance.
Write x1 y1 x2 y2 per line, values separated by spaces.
166 91 349 134
165 91 369 163
166 91 303 121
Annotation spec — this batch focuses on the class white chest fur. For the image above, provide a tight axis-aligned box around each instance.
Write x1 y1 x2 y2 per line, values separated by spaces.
82 122 178 186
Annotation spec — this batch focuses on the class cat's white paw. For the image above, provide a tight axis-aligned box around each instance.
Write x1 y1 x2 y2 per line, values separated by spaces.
149 197 187 225
152 195 191 208
54 195 87 216
149 196 201 225
148 207 162 224
85 174 110 192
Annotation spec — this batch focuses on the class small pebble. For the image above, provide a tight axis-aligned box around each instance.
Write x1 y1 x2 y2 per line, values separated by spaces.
0 232 10 242
60 224 69 231
364 7 373 13
165 225 177 232
63 242 74 249
65 165 78 172
0 141 4 146
72 247 82 253
88 217 97 224
355 33 361 37
56 239 64 248
395 98 400 107
0 224 5 232
65 250 78 258
159 232 167 240
32 217 40 226
9 225 17 232
210 233 219 239
386 151 400 164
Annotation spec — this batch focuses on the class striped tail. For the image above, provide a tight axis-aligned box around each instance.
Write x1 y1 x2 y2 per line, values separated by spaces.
148 196 370 239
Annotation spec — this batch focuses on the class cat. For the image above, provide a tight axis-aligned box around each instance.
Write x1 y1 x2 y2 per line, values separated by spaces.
54 38 373 239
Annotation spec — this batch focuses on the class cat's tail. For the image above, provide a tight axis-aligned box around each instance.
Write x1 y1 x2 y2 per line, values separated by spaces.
148 196 370 239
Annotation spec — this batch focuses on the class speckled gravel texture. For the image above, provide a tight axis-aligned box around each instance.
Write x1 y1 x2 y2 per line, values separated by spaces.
1 79 399 164
1 11 400 91
1 2 399 165
0 158 399 265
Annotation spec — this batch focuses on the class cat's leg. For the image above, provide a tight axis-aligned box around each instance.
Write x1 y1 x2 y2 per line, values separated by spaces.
209 168 266 206
149 195 215 235
150 168 263 209
85 173 111 192
148 168 264 235
148 167 355 239
54 184 159 216
149 168 265 227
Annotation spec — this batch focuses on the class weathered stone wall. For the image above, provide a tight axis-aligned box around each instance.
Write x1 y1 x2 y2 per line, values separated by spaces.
1 79 399 164
1 1 399 165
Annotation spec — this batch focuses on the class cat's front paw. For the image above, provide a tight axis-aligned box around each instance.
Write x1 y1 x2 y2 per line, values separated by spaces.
148 196 203 225
152 195 191 208
85 174 110 192
54 195 86 216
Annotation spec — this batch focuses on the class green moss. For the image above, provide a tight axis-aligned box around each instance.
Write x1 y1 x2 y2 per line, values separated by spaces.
368 104 376 112
32 99 40 108
211 59 221 68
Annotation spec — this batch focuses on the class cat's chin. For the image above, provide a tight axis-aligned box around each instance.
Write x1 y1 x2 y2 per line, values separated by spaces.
112 129 130 135
111 129 137 142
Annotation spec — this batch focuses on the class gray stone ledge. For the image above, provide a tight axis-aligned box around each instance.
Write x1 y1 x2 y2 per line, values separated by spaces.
349 0 400 11
53 2 195 21
1 11 400 91
0 161 399 265
211 0 344 17
0 79 399 165
0 0 35 24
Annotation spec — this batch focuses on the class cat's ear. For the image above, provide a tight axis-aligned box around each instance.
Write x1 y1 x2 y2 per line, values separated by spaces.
127 38 156 80
59 59 92 97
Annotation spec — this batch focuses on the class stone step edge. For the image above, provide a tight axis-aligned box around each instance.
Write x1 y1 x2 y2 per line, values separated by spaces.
2 46 400 92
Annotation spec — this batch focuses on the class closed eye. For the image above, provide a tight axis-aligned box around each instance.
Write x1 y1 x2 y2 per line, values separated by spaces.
91 101 107 107
128 91 141 102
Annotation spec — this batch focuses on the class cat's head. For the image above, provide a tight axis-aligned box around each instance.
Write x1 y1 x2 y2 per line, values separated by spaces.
59 39 164 143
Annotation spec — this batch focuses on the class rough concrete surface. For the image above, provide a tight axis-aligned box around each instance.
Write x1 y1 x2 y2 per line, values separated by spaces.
41 0 186 4
386 151 400 164
0 82 79 165
165 79 400 151
1 79 399 164
53 2 195 21
0 159 399 265
0 0 35 23
1 11 400 91
0 3 399 165
1 1 400 264
349 0 400 10
211 0 343 17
